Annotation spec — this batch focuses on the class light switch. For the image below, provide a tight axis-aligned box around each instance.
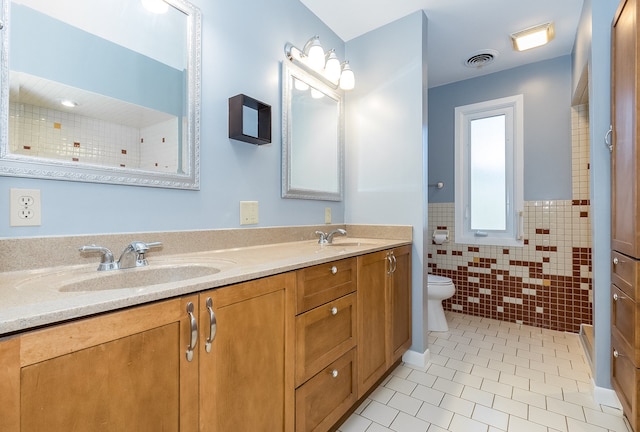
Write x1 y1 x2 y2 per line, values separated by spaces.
325 207 331 224
240 201 259 225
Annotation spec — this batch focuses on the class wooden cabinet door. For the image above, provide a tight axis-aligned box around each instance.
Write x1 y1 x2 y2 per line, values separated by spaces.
0 296 199 432
357 250 388 398
388 245 412 365
199 273 295 432
612 0 640 258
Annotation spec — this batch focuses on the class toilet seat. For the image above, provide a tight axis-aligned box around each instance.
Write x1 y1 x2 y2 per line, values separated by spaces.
428 275 452 285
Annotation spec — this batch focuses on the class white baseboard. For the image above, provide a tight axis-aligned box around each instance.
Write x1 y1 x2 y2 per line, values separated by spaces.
593 383 622 410
402 348 430 369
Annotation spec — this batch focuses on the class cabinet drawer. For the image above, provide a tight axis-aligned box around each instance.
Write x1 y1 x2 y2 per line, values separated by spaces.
612 251 640 300
296 258 356 314
612 331 640 432
295 348 357 432
612 284 640 366
295 293 356 386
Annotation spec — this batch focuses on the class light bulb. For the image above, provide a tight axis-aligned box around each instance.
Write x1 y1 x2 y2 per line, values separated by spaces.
324 50 341 83
339 62 355 90
304 36 325 71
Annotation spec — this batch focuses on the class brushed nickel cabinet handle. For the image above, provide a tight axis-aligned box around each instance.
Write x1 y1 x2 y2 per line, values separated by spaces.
613 349 622 358
331 265 338 275
331 307 338 315
205 297 217 353
186 302 198 362
613 292 626 301
613 257 619 265
331 369 339 378
605 125 613 152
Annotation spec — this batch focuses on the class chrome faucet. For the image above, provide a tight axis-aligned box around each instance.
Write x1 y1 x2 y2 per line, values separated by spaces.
315 229 347 244
80 241 162 271
327 229 347 243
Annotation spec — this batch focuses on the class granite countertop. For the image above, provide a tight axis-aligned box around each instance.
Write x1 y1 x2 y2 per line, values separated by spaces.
0 237 411 336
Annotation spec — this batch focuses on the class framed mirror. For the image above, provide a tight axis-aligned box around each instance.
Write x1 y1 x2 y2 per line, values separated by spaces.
282 62 343 201
0 0 201 189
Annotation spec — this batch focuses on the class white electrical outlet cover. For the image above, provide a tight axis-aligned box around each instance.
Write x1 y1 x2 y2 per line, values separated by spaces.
10 188 41 227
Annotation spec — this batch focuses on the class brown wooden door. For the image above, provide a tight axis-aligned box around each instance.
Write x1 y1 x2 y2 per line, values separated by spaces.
357 250 388 398
388 245 412 365
612 0 640 258
198 273 295 432
0 296 199 432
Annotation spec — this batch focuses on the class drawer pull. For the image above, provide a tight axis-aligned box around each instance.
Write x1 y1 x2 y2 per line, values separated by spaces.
331 307 338 315
186 302 198 362
331 369 339 378
331 265 338 275
613 349 624 358
613 257 619 265
205 297 217 353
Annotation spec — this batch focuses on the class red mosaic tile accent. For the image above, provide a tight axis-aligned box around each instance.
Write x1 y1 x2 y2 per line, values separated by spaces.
438 247 593 333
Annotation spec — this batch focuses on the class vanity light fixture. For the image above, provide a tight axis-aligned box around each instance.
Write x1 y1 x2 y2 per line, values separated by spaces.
285 36 356 90
510 22 555 52
141 0 169 14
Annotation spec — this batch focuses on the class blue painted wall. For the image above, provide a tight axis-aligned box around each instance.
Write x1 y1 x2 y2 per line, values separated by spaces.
0 0 346 237
345 11 429 356
428 56 573 203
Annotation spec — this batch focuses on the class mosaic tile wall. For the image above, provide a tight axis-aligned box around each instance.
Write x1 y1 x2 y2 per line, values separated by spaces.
428 104 591 333
9 102 177 171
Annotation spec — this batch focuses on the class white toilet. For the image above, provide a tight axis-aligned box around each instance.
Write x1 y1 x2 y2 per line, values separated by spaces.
427 274 456 332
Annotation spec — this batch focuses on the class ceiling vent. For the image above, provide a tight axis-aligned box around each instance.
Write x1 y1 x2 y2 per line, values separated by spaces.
464 50 499 68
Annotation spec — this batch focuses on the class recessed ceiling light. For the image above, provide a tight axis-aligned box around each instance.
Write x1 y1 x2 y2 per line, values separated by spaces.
60 100 78 108
511 22 555 52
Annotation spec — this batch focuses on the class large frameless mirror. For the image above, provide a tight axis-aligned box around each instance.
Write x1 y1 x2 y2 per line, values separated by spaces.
282 62 343 201
0 0 201 189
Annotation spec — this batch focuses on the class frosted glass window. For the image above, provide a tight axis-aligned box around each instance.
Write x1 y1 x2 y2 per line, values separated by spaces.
454 95 524 247
470 115 506 231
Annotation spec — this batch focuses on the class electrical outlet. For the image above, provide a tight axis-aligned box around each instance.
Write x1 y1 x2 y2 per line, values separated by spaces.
10 188 41 227
325 207 332 224
239 201 259 225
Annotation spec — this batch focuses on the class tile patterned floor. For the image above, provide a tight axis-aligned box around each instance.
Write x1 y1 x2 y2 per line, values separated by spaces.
337 312 631 432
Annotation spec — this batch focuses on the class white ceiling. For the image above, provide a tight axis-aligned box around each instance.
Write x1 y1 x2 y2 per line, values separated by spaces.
299 0 585 88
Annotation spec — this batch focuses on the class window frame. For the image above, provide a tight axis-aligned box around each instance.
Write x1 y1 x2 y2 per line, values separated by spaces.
454 94 524 247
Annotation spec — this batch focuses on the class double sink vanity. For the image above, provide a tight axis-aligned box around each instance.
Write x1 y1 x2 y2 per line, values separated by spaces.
0 224 412 432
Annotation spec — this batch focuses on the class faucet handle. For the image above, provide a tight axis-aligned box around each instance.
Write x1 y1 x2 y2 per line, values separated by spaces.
79 245 119 271
315 231 328 244
128 241 162 254
128 241 162 267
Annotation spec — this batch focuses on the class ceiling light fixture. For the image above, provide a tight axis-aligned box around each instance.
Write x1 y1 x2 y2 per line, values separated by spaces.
510 22 555 52
285 36 356 91
60 99 78 108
